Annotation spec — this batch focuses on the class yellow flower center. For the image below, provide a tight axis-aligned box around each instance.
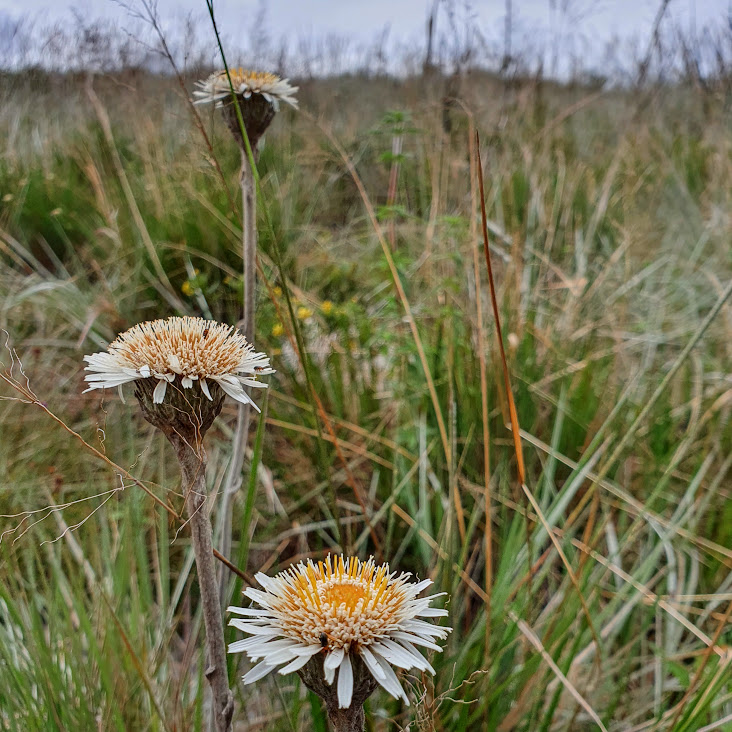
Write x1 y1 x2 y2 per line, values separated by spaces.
270 556 412 650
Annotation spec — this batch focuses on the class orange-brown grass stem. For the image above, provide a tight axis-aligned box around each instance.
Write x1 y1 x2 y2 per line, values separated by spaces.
475 132 601 659
467 114 493 665
475 131 525 485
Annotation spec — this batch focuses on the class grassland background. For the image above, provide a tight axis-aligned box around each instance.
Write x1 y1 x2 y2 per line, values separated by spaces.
0 37 731 732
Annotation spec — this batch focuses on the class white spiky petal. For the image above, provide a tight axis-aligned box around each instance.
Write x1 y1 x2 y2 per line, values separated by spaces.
228 555 450 709
83 316 274 411
193 68 299 110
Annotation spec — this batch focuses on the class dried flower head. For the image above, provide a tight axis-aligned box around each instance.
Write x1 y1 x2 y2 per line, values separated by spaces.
84 316 273 410
228 555 450 712
193 68 299 110
193 68 298 151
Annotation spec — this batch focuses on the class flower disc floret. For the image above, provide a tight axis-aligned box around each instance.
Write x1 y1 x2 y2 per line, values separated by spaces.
228 555 450 709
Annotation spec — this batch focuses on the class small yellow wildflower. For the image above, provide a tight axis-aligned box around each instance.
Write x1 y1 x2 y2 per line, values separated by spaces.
297 306 313 321
321 300 333 315
181 281 194 296
273 286 283 297
272 323 284 337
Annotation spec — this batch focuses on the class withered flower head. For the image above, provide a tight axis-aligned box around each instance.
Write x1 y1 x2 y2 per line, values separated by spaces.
84 316 273 408
193 69 299 109
228 555 450 713
193 68 298 150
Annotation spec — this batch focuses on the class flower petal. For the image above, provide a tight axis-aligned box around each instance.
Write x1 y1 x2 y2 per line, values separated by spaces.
242 660 275 684
337 653 354 709
278 652 315 674
324 648 345 671
153 379 168 404
371 652 409 704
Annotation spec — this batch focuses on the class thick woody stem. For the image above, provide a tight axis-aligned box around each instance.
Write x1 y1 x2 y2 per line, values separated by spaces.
325 704 366 732
298 654 378 732
217 148 257 609
176 438 235 732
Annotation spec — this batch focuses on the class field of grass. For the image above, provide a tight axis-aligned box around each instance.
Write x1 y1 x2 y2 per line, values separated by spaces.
1 64 731 731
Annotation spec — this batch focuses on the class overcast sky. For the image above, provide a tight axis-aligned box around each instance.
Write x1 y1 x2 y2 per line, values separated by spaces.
0 0 728 74
2 0 727 40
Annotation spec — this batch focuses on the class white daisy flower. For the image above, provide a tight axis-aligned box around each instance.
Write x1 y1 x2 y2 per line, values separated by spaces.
83 316 274 412
193 68 299 111
228 555 450 710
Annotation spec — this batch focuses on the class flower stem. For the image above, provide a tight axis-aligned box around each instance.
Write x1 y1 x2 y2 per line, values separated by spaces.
176 439 234 732
217 148 257 609
326 705 366 732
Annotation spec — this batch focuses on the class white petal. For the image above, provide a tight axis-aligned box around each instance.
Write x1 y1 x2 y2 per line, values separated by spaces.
83 374 138 387
228 621 281 636
243 588 274 606
239 378 268 388
402 643 433 674
242 660 275 684
182 376 193 388
84 352 124 370
325 663 336 685
247 639 302 661
337 653 354 709
212 376 261 411
167 354 182 373
138 365 151 377
371 640 418 670
413 591 447 604
254 572 281 591
392 631 443 652
411 579 433 594
228 637 266 654
415 608 449 618
382 638 429 669
372 653 409 704
265 647 301 665
200 379 213 400
227 606 275 618
278 653 315 674
402 620 450 638
359 646 385 679
153 379 168 403
324 648 345 671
